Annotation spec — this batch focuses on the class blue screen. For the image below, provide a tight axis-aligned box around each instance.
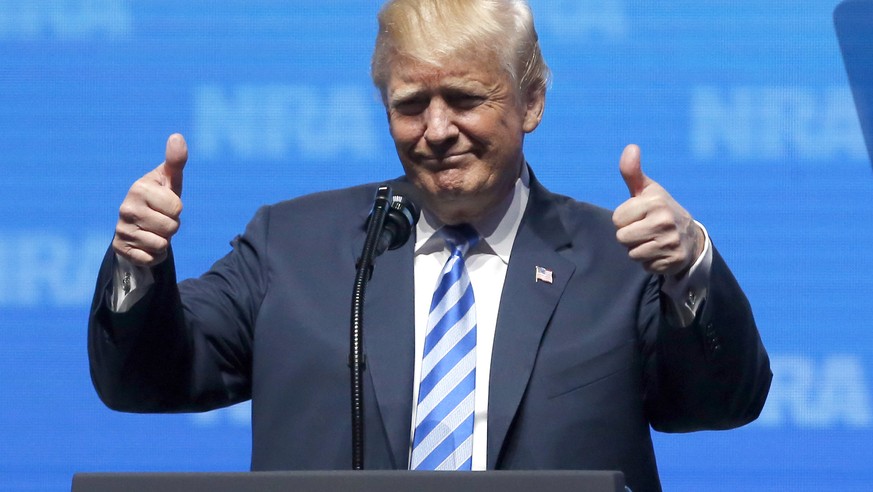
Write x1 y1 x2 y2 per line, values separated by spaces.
1 1 871 490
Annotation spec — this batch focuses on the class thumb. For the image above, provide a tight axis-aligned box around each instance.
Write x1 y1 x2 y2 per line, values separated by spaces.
618 144 651 197
161 133 188 197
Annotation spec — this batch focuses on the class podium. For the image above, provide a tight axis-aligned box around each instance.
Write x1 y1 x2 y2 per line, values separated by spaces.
72 470 626 492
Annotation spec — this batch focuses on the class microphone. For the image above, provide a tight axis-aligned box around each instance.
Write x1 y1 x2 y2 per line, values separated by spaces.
367 183 421 256
350 182 419 470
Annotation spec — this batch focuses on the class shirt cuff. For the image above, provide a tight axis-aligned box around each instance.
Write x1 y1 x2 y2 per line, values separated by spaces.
660 221 712 327
110 254 155 313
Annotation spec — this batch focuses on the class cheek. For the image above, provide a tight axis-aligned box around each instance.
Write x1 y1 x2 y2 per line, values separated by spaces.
388 116 423 146
473 111 515 143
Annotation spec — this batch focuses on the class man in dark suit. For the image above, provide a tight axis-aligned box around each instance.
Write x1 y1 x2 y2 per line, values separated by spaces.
89 0 771 490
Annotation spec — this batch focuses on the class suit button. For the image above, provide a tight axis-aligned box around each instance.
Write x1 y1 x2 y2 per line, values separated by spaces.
706 334 721 354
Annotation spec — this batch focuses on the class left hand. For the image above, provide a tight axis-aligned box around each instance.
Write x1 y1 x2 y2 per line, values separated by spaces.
612 144 704 277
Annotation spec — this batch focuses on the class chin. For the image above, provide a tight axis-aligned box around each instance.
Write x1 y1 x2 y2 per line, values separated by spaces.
428 169 472 191
414 176 469 204
424 191 489 225
411 172 497 221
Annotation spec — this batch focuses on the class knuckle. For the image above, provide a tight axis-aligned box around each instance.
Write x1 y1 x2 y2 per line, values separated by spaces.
112 228 128 243
114 224 136 242
111 238 126 256
166 219 181 236
168 198 183 218
136 235 163 255
149 251 168 266
653 258 671 272
153 236 170 252
131 250 154 266
611 211 622 227
116 244 150 267
615 229 626 244
118 202 139 221
129 179 151 197
651 209 672 226
660 233 680 250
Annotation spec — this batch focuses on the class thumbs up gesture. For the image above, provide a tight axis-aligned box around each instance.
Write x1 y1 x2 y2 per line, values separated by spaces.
612 144 704 277
112 134 188 267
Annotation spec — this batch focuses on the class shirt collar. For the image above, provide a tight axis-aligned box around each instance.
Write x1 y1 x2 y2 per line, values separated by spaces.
414 164 530 265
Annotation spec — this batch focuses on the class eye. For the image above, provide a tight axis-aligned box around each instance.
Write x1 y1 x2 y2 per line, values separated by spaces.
447 93 484 110
392 97 428 116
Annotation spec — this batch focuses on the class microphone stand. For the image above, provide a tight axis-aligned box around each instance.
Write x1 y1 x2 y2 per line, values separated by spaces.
349 185 391 470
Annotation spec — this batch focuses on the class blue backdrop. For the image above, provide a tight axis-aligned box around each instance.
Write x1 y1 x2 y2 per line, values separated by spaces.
1 1 871 490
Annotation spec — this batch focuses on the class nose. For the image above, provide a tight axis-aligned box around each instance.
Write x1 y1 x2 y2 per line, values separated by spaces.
423 99 459 150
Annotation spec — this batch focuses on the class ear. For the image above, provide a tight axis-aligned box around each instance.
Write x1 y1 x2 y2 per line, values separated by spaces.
522 86 546 133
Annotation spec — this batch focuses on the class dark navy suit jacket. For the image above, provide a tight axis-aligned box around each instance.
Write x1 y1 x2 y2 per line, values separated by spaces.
89 171 771 492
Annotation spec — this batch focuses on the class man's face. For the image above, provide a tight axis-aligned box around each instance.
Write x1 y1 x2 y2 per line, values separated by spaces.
385 53 544 225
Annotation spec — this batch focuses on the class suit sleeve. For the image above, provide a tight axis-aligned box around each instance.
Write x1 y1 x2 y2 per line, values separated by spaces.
639 246 772 432
88 205 272 413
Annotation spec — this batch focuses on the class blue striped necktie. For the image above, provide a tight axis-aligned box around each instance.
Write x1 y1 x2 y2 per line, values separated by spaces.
411 224 479 471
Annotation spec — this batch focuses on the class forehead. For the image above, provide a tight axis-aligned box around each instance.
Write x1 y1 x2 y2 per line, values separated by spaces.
386 53 511 96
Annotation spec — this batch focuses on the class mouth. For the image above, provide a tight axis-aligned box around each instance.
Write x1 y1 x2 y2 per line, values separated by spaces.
418 152 472 166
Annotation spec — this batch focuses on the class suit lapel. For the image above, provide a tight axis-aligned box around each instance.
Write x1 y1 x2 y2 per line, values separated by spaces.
352 186 416 469
486 175 576 469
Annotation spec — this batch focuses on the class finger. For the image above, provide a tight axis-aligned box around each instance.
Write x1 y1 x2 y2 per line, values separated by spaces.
642 257 686 276
627 241 687 276
115 226 171 255
642 258 672 275
619 144 652 197
615 220 655 248
144 186 184 219
161 133 188 197
120 248 168 267
628 241 684 275
123 180 183 220
112 232 169 267
118 204 181 238
626 239 662 263
612 197 648 229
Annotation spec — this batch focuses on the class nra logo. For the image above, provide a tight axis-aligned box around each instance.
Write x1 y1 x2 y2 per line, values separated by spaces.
690 86 867 162
194 84 380 162
757 355 872 429
0 232 106 306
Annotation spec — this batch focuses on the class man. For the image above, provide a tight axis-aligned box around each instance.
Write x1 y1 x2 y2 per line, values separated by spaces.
89 0 771 490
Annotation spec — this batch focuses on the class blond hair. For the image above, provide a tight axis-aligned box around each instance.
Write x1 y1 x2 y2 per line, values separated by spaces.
371 0 550 99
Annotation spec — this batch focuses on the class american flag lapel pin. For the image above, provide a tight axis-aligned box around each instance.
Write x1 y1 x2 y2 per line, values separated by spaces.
535 266 553 284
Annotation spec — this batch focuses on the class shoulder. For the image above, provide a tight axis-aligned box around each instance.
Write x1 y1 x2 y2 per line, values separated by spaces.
529 175 617 238
233 180 393 245
552 192 614 228
266 181 385 220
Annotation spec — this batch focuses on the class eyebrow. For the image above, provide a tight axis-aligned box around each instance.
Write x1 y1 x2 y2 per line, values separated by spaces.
388 86 424 105
389 80 489 106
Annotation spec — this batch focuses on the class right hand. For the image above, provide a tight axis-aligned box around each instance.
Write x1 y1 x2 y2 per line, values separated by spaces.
112 133 188 267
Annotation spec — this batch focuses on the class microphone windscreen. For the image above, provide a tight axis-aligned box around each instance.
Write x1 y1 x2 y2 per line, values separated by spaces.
388 181 421 229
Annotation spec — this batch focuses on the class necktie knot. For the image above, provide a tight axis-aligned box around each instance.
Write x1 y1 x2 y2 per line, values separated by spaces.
441 224 479 258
